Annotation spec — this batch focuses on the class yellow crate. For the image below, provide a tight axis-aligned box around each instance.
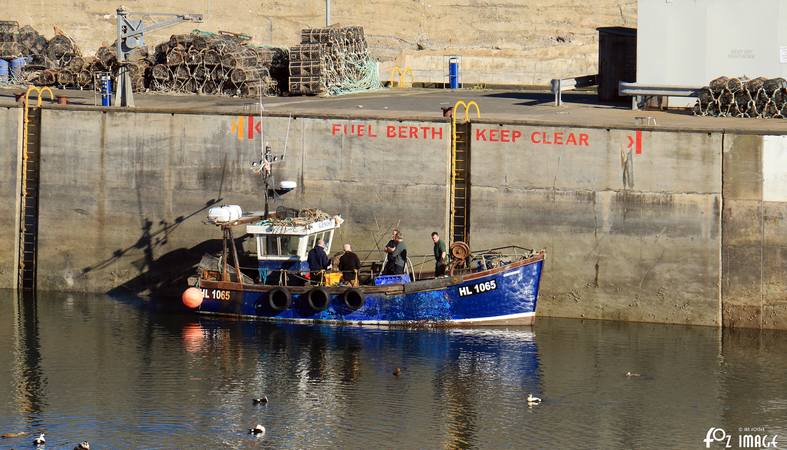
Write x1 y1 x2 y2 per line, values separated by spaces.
323 272 342 286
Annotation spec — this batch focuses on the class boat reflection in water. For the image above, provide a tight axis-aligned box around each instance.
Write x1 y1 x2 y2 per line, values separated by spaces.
6 292 787 448
177 318 541 448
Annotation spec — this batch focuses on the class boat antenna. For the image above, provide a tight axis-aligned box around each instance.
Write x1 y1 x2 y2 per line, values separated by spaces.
262 144 273 218
250 86 274 218
249 94 293 219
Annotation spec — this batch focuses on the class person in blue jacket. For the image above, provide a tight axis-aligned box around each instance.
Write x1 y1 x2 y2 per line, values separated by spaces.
307 239 330 284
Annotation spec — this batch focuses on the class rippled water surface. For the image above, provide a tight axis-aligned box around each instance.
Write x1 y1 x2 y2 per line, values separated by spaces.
1 291 787 449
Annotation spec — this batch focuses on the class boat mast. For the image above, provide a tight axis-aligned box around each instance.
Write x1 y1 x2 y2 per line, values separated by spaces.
262 144 272 219
220 224 244 283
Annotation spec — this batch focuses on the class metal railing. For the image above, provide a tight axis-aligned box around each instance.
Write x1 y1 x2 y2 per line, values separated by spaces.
551 74 598 106
618 81 703 110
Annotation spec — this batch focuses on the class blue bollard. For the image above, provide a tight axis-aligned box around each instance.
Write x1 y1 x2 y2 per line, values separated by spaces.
0 59 8 84
448 56 459 89
100 75 112 106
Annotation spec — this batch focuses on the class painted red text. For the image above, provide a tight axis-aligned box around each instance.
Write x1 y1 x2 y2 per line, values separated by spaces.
386 125 443 140
530 131 589 146
475 128 523 143
330 123 443 140
332 123 378 138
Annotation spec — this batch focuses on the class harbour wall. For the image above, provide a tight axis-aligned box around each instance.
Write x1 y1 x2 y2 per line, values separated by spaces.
0 107 20 290
470 125 722 326
6 105 787 329
34 110 450 294
722 134 787 329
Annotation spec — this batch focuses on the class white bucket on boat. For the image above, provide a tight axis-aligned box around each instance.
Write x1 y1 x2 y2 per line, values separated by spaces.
208 205 243 223
279 180 297 190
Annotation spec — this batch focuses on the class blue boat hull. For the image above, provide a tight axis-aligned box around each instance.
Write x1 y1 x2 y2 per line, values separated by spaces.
195 253 544 326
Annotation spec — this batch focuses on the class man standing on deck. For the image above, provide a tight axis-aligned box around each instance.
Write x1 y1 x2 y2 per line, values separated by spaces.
307 239 329 284
339 243 361 286
432 231 447 277
383 230 407 275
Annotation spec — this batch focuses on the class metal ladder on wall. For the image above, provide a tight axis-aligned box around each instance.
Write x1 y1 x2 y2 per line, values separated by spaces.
451 122 470 244
450 100 480 246
19 87 53 292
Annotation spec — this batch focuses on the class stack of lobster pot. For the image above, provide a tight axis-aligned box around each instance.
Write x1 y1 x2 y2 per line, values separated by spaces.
0 21 94 89
288 26 372 95
148 31 286 97
0 21 21 60
694 76 787 119
29 30 85 87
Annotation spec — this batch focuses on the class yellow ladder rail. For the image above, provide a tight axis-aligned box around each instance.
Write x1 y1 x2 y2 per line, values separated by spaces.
450 99 480 244
19 86 54 290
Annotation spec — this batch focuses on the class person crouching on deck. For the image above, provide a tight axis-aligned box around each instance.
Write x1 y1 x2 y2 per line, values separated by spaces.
307 239 329 284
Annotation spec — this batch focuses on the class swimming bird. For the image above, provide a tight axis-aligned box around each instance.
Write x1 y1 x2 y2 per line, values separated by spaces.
253 396 269 404
74 442 90 450
393 368 401 377
527 394 542 405
626 371 641 377
0 432 26 438
33 433 45 445
249 425 266 436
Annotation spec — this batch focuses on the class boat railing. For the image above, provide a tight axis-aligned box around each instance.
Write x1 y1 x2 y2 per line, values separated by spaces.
201 246 538 286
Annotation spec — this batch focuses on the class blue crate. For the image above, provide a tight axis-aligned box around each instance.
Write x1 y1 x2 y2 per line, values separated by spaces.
373 274 411 286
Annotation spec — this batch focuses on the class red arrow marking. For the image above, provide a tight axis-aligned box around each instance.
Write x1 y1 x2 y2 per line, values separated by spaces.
247 116 255 140
627 131 643 154
635 130 642 155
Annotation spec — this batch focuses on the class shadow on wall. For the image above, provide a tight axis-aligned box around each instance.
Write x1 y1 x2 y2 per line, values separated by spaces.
105 234 254 299
78 198 255 297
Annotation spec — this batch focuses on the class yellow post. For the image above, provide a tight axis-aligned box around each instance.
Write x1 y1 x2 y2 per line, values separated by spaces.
400 66 414 88
390 66 403 88
449 99 480 242
390 65 414 88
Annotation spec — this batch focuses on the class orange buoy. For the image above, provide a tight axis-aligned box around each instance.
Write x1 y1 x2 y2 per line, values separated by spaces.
182 287 204 309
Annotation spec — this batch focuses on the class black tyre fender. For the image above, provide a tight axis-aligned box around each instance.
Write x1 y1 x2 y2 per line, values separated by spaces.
306 287 331 311
268 287 292 311
341 288 365 311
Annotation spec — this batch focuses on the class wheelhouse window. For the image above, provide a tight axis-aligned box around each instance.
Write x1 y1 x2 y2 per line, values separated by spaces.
259 235 303 257
306 232 331 252
281 236 301 256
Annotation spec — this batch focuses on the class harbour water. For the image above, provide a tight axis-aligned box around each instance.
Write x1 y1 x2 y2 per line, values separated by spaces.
1 291 786 449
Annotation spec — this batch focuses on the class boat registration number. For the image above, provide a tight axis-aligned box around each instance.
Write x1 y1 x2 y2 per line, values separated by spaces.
202 289 232 301
458 280 497 297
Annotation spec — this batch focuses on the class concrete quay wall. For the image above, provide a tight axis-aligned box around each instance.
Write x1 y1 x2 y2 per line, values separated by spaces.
722 135 787 329
0 108 20 289
470 125 722 326
5 105 787 329
35 110 450 294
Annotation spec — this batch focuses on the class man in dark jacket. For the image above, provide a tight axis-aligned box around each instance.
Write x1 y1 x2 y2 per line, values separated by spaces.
339 243 361 286
432 231 447 277
383 229 407 275
307 239 329 284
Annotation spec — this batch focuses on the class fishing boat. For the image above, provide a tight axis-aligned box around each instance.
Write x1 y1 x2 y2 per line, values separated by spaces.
181 145 545 326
